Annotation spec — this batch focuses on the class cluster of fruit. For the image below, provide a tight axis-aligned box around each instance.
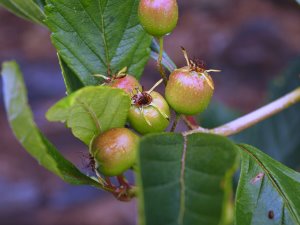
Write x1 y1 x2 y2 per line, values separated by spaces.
91 0 216 184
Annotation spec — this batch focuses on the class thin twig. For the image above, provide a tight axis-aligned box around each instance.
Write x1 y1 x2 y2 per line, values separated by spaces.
171 114 181 132
183 87 300 136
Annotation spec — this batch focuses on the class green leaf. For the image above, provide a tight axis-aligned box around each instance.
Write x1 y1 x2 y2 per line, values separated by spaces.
0 0 45 25
137 133 238 225
236 144 300 225
233 60 300 169
45 0 152 86
46 86 131 146
1 61 99 187
58 54 84 94
33 0 46 9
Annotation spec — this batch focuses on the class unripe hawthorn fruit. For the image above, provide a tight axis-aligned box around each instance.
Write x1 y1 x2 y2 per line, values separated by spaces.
91 128 139 177
109 75 142 94
138 0 178 37
94 67 142 94
128 91 170 134
165 68 214 115
165 48 219 115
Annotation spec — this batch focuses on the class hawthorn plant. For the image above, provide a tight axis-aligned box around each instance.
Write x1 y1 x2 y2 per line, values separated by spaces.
1 1 300 225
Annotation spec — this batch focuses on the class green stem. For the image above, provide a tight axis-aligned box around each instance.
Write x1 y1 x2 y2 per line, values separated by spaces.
158 37 164 63
157 37 168 85
183 87 300 137
150 39 177 72
150 51 175 73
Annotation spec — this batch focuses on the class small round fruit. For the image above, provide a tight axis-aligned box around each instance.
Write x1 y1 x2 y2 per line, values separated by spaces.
128 91 170 134
109 75 142 94
138 0 178 37
91 128 139 177
165 67 214 115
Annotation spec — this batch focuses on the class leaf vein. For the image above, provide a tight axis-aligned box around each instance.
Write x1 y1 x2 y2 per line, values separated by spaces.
178 135 188 225
76 97 102 133
98 0 110 70
109 0 135 64
52 1 107 68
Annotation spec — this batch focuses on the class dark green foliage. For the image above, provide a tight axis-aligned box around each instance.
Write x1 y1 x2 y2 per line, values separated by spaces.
45 0 152 87
137 133 238 225
236 144 300 225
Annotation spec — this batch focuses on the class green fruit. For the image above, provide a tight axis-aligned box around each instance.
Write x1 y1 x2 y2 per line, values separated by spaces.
138 0 178 37
91 128 139 177
109 75 142 94
128 91 170 134
165 67 214 115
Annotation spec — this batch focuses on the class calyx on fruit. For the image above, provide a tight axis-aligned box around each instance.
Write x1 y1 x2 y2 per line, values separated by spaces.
128 79 170 134
91 128 139 177
165 47 220 115
94 67 142 94
138 0 178 37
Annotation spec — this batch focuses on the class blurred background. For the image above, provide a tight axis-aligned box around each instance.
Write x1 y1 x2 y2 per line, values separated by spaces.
0 0 300 224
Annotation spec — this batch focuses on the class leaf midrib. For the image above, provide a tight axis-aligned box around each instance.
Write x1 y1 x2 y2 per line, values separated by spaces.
178 135 188 225
97 0 110 67
10 0 45 24
58 1 106 65
238 144 300 224
77 96 102 133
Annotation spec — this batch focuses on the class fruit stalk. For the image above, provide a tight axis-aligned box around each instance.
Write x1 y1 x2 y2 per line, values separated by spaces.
182 116 199 130
148 78 164 93
170 113 181 132
157 37 168 85
150 40 177 71
183 87 300 136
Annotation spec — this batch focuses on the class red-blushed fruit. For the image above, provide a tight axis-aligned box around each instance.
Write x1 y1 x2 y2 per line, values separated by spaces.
165 47 219 115
128 91 170 134
165 67 214 115
91 128 139 177
109 75 142 94
138 0 178 37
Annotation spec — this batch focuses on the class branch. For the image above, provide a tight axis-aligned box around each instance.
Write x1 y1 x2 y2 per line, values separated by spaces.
183 87 300 136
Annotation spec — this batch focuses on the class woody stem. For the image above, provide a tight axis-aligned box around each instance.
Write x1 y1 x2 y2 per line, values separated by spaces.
183 87 300 136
